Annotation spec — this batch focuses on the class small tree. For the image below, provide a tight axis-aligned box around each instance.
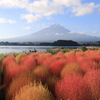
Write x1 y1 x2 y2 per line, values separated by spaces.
80 46 87 52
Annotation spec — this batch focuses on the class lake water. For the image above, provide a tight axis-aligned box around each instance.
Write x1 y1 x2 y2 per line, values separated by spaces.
0 46 81 54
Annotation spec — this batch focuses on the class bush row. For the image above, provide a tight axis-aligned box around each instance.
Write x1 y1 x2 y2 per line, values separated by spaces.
1 50 100 100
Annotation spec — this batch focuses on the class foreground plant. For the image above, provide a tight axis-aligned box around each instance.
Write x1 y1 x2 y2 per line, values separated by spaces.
55 75 93 100
12 82 52 100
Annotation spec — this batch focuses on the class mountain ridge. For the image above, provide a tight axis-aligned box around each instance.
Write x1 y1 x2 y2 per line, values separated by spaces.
0 24 100 42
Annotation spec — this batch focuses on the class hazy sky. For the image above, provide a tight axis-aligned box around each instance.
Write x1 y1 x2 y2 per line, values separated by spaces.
0 0 100 39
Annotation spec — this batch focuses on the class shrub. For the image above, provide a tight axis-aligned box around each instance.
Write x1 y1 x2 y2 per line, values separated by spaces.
6 71 35 100
49 58 67 77
61 62 83 78
36 53 52 66
2 56 16 69
75 51 84 57
12 82 52 100
2 56 20 87
84 70 100 100
28 52 42 58
55 75 93 100
20 56 37 70
41 56 56 67
80 46 87 52
46 76 59 97
15 53 27 64
79 60 98 72
33 66 51 83
65 51 77 63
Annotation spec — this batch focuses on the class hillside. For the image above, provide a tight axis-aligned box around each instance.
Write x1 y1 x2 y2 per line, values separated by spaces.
51 40 80 46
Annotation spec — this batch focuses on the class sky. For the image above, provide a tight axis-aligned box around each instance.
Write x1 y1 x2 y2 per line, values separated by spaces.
0 0 100 39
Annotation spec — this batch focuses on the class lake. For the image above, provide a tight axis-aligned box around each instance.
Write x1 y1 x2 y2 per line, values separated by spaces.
0 46 81 53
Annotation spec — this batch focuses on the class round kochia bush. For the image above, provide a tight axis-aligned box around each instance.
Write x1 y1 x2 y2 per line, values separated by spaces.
33 65 51 83
12 82 52 100
6 71 35 100
55 75 93 100
84 70 100 100
60 62 83 78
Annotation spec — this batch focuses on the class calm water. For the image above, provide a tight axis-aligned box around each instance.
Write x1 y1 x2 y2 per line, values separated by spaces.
0 46 81 53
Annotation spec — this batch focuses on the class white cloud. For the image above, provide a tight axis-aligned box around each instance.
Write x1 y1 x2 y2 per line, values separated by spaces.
69 31 87 34
7 19 16 24
55 33 63 35
0 0 100 21
21 14 42 23
53 0 81 7
79 31 87 34
0 18 16 24
0 35 17 39
92 31 100 34
23 26 31 30
26 0 63 16
71 3 95 16
0 18 6 23
0 0 28 8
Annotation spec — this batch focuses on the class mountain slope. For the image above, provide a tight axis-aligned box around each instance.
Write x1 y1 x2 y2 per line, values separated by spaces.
0 24 100 42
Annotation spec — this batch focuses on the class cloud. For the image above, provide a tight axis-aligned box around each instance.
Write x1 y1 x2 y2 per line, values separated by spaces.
0 18 16 24
0 35 17 39
69 31 87 34
23 26 31 30
21 14 42 23
71 3 95 16
92 31 100 34
0 0 100 21
0 18 6 23
7 19 16 24
55 33 63 35
0 0 28 8
53 0 81 7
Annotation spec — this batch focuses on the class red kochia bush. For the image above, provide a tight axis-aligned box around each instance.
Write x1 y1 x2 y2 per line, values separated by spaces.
79 60 98 72
20 56 37 70
2 56 20 87
2 56 16 69
53 52 66 59
55 75 93 100
66 52 77 63
49 58 67 77
36 53 52 66
42 56 56 67
84 70 100 100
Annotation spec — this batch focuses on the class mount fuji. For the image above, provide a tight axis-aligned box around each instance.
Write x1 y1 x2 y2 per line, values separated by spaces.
0 24 100 42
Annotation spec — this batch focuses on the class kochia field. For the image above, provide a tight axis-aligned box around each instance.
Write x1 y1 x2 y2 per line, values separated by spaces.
1 50 100 100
